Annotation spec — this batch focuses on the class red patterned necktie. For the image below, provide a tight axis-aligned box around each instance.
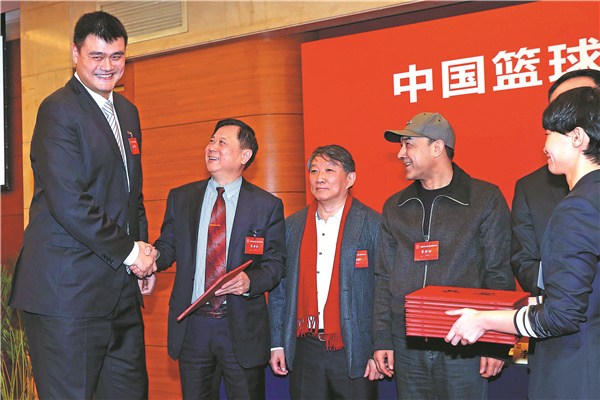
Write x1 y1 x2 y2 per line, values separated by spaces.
205 187 226 309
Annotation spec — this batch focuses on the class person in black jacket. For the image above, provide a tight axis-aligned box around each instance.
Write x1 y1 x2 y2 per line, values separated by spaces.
373 112 514 399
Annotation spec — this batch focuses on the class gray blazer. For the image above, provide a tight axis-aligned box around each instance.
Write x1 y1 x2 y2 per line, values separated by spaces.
269 198 380 379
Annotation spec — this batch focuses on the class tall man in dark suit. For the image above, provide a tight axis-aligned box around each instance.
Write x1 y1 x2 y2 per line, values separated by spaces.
511 69 600 294
153 118 285 400
269 145 382 399
9 11 156 399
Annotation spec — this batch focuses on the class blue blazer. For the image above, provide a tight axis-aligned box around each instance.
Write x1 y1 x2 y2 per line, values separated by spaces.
154 178 286 368
10 76 147 317
529 169 600 399
269 198 381 379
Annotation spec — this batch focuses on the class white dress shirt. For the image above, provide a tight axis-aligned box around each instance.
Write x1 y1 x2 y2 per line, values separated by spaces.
315 205 344 329
74 72 139 266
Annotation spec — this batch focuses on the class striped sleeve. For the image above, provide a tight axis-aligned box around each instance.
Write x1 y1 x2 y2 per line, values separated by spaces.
514 305 539 338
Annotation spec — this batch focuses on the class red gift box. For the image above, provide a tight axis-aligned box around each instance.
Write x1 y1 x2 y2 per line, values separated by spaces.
404 286 528 345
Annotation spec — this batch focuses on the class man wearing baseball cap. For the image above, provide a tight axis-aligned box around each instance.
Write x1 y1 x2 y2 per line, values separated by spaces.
372 112 514 399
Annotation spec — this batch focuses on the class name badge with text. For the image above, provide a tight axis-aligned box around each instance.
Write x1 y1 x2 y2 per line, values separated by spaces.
245 237 264 255
414 241 439 261
128 137 140 155
355 250 369 268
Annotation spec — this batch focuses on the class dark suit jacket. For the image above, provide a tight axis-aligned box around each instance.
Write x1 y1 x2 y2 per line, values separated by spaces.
268 198 381 379
528 169 599 399
10 76 147 317
511 165 568 294
154 178 285 368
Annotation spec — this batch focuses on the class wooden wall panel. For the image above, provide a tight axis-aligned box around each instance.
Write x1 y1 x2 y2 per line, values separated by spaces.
239 115 305 194
134 37 303 130
144 199 169 244
142 272 175 347
115 60 135 103
142 114 306 198
272 192 307 217
145 345 182 400
142 121 213 203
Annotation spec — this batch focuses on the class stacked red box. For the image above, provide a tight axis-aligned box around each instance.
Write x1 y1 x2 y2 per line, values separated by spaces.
405 286 529 345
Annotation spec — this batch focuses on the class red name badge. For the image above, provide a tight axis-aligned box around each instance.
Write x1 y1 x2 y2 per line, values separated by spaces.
128 137 140 155
414 241 439 261
355 250 368 268
245 237 264 255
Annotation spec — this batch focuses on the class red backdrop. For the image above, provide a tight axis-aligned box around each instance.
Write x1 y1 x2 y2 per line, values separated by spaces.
302 1 600 210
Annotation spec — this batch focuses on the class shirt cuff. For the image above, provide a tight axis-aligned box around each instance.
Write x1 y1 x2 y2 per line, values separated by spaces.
271 347 284 351
123 243 139 266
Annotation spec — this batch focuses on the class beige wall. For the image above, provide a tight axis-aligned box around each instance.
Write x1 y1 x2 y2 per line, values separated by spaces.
19 0 428 219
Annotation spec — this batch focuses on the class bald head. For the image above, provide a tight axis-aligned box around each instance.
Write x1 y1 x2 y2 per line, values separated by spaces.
549 76 597 102
548 69 600 102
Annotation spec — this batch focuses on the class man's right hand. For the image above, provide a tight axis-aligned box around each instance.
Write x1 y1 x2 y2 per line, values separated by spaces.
373 349 395 378
269 348 288 376
130 241 158 278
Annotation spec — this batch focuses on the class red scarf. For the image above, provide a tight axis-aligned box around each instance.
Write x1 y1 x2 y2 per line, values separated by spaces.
296 194 353 351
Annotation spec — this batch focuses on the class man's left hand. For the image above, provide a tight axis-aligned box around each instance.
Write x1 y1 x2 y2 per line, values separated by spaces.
138 274 157 295
215 272 250 296
480 356 504 378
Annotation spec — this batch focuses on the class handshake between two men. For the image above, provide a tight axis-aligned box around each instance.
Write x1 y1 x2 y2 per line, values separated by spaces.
130 240 160 295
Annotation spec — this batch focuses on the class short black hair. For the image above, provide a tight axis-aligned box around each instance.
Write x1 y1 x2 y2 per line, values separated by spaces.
307 144 355 173
548 69 600 100
213 119 258 170
543 86 600 165
73 11 128 50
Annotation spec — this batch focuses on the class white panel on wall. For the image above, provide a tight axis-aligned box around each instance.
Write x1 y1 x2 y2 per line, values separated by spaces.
98 1 188 44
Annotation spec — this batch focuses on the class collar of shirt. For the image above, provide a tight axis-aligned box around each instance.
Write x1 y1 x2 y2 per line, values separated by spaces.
207 176 242 202
74 72 114 109
316 204 344 224
191 176 242 303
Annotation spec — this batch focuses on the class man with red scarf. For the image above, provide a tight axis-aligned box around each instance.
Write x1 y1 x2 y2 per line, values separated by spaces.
269 145 382 399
